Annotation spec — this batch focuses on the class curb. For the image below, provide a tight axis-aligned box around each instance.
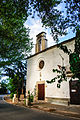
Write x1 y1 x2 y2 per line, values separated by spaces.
30 105 80 119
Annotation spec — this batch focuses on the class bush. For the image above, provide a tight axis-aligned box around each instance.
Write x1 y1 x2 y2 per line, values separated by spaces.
10 93 14 99
28 91 34 105
24 99 26 105
30 93 34 102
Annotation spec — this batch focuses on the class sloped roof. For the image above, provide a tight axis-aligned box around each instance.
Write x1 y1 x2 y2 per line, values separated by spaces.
27 37 75 59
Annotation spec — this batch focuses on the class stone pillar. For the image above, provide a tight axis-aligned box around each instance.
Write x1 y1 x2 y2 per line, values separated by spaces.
26 98 28 106
26 90 29 106
20 94 24 100
35 43 40 53
42 39 47 50
14 94 16 98
13 94 18 103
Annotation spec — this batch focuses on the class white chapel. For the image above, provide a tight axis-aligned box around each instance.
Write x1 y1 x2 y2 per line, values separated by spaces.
26 32 80 105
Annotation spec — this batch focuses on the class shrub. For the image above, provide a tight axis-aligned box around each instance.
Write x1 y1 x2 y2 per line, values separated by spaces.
10 93 14 99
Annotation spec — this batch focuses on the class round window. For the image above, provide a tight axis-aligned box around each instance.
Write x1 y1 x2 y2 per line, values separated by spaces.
39 60 44 69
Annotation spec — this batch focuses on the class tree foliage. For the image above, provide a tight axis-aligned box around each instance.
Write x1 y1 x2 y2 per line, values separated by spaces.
0 0 33 98
0 0 33 68
70 53 80 80
7 60 27 98
30 0 63 42
0 81 7 94
47 66 67 88
30 0 80 41
0 0 80 45
0 0 80 64
64 0 80 31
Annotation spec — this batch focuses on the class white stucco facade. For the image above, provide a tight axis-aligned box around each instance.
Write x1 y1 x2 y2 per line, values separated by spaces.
26 37 75 105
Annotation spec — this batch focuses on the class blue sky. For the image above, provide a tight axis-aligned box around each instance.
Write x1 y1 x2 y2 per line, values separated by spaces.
24 1 75 54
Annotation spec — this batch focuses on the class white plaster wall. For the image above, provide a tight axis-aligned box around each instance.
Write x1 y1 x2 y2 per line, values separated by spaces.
26 39 75 99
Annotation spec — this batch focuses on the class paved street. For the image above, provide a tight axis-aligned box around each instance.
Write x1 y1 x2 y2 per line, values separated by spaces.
0 96 78 120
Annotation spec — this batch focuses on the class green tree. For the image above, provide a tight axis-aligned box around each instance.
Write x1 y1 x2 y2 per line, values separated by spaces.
47 66 67 88
29 0 80 42
6 60 27 98
0 0 80 44
0 0 33 67
64 0 80 32
29 0 63 42
7 78 17 98
0 81 7 94
0 0 32 98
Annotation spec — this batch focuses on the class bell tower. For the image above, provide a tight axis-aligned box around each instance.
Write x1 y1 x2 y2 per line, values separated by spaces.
35 32 47 53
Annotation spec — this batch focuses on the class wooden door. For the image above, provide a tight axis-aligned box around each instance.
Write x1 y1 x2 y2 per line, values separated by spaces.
38 84 45 100
70 80 80 104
